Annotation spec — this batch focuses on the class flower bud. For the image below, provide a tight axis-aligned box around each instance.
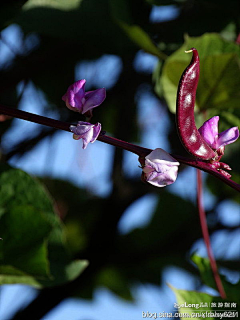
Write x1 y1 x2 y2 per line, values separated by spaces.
142 148 180 187
62 80 106 114
70 121 101 149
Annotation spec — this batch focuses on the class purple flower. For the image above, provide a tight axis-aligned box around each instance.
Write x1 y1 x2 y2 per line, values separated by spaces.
198 116 239 150
142 148 180 187
70 121 101 149
62 79 106 114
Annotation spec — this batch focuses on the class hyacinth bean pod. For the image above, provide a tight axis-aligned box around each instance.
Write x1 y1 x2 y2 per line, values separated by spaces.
176 48 217 160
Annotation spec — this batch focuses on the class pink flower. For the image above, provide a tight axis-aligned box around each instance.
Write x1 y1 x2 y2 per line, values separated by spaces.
70 121 101 149
198 116 239 150
142 148 180 187
62 80 106 114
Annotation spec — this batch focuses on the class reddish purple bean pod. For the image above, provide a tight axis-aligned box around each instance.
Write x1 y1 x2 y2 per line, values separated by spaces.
176 48 217 160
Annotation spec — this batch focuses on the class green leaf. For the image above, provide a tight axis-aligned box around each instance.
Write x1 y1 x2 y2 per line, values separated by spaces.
193 108 240 143
158 33 240 113
0 164 88 287
23 0 82 11
0 165 53 277
219 111 240 128
191 254 240 304
117 20 167 60
97 267 133 300
0 260 88 288
169 284 218 320
0 265 46 287
201 109 240 131
197 53 240 111
159 59 186 112
39 259 88 288
23 0 83 11
206 143 240 203
109 0 165 59
0 208 50 277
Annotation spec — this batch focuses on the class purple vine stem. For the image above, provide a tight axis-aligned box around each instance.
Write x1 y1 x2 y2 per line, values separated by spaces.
0 104 240 193
196 169 226 299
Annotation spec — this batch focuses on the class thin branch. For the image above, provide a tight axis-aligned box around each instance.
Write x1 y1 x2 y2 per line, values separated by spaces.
0 104 70 132
173 155 240 193
1 103 240 192
196 169 226 299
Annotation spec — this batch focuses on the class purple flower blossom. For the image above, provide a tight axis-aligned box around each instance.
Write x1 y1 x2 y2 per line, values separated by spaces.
70 121 101 149
142 148 180 187
198 116 239 150
62 79 106 114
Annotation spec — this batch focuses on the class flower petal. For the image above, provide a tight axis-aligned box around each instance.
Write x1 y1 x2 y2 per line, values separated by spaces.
144 158 159 172
216 126 239 149
145 148 180 165
145 171 159 183
142 164 154 175
146 170 178 188
198 116 219 149
91 123 101 143
81 130 94 149
70 122 93 136
62 80 86 112
143 148 179 187
82 88 106 113
70 121 101 149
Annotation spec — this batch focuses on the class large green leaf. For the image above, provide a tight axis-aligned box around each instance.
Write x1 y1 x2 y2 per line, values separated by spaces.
0 164 53 278
0 265 45 286
0 260 88 288
0 164 88 287
0 205 51 277
197 53 240 111
158 33 240 119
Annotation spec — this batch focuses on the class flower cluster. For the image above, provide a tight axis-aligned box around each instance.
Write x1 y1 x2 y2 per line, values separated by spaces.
63 80 239 188
62 79 105 148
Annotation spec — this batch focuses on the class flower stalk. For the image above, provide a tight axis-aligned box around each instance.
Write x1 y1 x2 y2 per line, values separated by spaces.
0 103 240 192
196 169 226 299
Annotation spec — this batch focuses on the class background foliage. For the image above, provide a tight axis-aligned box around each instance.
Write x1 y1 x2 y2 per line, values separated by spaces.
0 0 239 319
